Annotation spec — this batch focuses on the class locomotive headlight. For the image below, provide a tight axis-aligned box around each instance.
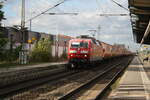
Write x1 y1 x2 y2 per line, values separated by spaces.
84 54 87 57
80 50 88 53
70 50 77 53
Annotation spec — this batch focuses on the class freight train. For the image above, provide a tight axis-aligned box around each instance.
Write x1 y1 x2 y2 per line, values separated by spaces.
67 35 131 68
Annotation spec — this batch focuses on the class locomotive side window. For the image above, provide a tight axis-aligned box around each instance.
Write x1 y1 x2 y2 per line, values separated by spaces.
96 41 101 46
91 39 97 44
98 41 102 46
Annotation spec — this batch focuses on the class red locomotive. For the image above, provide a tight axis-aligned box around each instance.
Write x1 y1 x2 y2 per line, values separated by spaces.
67 35 131 68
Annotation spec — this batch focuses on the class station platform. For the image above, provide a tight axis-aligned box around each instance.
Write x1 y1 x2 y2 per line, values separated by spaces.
108 56 150 100
0 61 67 73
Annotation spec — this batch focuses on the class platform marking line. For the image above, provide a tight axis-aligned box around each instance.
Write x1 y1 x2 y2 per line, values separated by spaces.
138 58 150 100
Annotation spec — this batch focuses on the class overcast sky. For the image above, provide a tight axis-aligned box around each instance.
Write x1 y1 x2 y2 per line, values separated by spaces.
1 0 141 51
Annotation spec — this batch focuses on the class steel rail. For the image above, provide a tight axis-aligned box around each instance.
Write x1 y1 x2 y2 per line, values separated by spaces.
0 67 65 88
0 63 67 78
0 68 78 97
94 57 133 100
58 57 132 100
0 64 67 88
1 57 118 98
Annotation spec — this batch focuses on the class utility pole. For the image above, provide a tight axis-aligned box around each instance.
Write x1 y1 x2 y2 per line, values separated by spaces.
30 19 32 31
10 34 13 53
21 0 25 30
28 12 35 52
29 19 32 51
21 0 25 46
19 0 27 64
97 25 101 40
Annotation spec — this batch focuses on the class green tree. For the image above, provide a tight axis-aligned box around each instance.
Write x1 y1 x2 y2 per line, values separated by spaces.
30 38 52 62
0 4 7 61
0 4 4 23
0 32 7 50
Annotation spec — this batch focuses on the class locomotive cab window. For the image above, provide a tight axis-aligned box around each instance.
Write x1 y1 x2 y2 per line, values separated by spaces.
71 41 88 48
71 42 80 48
80 41 88 48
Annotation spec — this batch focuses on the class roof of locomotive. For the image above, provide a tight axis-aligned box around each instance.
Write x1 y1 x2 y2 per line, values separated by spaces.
70 35 98 43
101 41 113 47
69 38 92 42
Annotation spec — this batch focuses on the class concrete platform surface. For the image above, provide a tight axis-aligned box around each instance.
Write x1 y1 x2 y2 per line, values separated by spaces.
108 57 150 100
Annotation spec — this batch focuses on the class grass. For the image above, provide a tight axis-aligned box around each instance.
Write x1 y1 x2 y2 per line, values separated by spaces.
110 64 129 90
110 77 121 90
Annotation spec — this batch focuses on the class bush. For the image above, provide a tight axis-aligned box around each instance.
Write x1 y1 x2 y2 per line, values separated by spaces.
0 33 8 61
1 45 22 62
30 38 52 62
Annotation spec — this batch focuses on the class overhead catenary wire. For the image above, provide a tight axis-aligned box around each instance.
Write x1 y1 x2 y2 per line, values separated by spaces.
96 0 129 16
27 0 54 20
26 0 63 20
26 0 129 24
44 12 129 16
95 0 116 32
25 0 69 23
110 0 129 12
32 0 49 13
25 0 129 35
0 0 7 4
95 0 128 25
95 0 131 43
0 0 6 3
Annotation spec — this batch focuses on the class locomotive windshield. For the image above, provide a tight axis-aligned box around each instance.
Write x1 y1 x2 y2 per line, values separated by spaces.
71 41 88 48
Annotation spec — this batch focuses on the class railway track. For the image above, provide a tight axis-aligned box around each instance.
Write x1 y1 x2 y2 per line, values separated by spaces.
3 56 133 100
4 61 111 100
0 66 76 97
0 63 67 88
58 57 132 100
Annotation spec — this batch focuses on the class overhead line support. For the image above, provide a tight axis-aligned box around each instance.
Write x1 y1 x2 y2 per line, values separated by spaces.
140 20 150 45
